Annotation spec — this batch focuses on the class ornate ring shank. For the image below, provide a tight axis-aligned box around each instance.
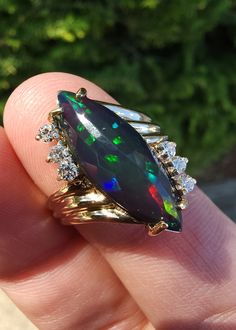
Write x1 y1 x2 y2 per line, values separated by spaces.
48 175 136 225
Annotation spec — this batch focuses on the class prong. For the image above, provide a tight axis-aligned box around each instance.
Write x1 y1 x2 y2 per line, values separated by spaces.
160 158 173 167
76 87 87 99
147 221 168 236
173 186 184 197
48 107 63 122
166 166 178 177
157 153 169 162
35 135 41 141
176 197 188 210
174 182 184 192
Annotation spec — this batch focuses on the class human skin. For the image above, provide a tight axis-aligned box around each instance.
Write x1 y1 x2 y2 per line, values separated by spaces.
0 72 236 330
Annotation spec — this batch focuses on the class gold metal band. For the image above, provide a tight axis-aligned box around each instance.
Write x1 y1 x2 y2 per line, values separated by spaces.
48 174 168 235
48 175 136 226
43 90 195 236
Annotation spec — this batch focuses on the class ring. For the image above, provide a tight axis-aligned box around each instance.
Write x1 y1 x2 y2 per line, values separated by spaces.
36 88 196 236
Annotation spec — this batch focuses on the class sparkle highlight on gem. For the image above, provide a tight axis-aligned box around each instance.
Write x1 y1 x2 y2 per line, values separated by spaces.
112 135 123 145
104 154 119 163
112 122 119 129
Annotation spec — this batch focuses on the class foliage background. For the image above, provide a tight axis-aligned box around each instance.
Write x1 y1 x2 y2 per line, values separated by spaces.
0 0 236 175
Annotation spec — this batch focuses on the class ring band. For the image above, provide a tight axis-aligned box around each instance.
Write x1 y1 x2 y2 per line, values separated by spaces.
36 88 196 236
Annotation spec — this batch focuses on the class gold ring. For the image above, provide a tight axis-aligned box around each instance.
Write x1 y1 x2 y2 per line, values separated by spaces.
36 88 196 236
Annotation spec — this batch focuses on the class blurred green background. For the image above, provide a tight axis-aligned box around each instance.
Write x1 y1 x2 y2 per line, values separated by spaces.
1 0 236 176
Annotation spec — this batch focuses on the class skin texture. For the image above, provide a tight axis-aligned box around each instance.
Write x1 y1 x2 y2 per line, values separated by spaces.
0 72 236 330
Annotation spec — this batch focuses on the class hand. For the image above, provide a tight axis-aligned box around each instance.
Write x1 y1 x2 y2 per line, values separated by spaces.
0 73 236 330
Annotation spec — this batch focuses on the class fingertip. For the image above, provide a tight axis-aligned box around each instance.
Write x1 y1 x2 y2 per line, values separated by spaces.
3 72 116 195
4 72 116 127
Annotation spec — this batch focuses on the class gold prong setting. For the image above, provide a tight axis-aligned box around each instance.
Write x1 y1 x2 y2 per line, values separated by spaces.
147 221 169 236
149 139 196 210
76 87 87 99
35 123 60 143
48 107 63 123
36 87 197 236
36 109 80 182
47 141 71 163
57 160 79 181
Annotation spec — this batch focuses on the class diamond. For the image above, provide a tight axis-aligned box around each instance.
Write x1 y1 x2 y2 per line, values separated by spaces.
159 141 176 158
58 160 79 181
176 174 196 194
48 142 71 163
129 122 160 135
172 156 188 174
37 124 59 142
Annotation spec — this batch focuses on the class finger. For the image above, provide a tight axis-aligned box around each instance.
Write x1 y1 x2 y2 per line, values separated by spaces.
4 73 236 328
0 127 147 329
82 189 236 329
0 126 76 278
4 72 115 196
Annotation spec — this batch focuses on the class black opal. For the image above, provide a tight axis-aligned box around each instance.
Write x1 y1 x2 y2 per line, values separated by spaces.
58 91 182 231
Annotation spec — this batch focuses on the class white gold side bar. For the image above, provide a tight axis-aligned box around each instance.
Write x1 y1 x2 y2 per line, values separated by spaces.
98 102 152 122
129 122 160 135
144 135 168 144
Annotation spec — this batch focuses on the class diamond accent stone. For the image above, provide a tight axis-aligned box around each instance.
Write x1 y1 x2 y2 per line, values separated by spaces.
176 174 196 194
58 160 79 181
48 142 71 163
172 156 188 174
37 124 59 142
159 141 176 158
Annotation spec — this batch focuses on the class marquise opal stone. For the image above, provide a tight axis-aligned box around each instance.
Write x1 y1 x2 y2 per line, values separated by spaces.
58 91 182 231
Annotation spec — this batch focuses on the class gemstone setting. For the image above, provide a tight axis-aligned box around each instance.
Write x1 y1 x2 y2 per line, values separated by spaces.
175 174 196 194
171 156 188 174
47 141 71 163
158 141 176 158
57 91 182 231
36 123 59 142
58 159 79 181
36 88 197 235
